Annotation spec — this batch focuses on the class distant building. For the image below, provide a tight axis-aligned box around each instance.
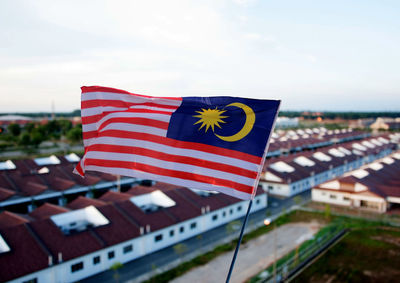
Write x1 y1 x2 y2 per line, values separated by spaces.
275 117 299 128
0 115 32 127
260 135 396 197
349 118 374 129
312 152 400 213
370 117 400 131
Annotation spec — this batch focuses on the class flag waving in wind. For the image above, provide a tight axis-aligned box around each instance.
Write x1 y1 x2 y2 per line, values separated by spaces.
74 86 280 200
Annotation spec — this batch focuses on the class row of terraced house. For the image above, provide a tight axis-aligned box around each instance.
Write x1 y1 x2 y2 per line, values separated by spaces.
0 131 398 282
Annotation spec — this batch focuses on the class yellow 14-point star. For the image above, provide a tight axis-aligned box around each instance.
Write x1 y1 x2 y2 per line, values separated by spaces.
193 108 228 133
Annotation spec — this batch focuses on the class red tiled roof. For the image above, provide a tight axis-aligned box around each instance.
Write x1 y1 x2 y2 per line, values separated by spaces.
67 196 106 210
126 185 157 196
0 224 50 282
29 203 69 220
0 211 29 229
92 204 140 246
116 200 176 232
0 187 15 201
99 191 132 202
29 219 104 262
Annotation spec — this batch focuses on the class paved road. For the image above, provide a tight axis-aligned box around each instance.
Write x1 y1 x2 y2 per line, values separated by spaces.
82 191 311 283
171 222 320 283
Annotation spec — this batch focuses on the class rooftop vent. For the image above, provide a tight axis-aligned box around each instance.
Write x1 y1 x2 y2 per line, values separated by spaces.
0 160 16 171
337 147 352 155
130 190 176 213
294 156 315 167
190 188 220 197
270 161 295 173
34 155 60 166
378 137 389 144
328 148 345 158
369 162 383 171
351 169 369 179
362 141 375 149
392 153 400 160
352 143 367 151
313 152 332 162
352 149 364 156
0 234 10 254
65 153 81 163
38 167 49 174
305 129 314 134
382 157 394 165
51 205 109 235
370 139 383 146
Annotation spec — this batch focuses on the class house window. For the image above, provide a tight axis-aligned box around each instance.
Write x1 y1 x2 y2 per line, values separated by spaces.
268 185 273 190
256 199 260 204
190 222 197 229
155 234 163 242
123 244 133 254
222 211 226 217
329 194 337 199
108 251 115 259
237 206 242 212
212 214 218 221
23 279 37 283
229 209 233 215
71 262 84 273
179 226 185 233
169 229 175 237
344 197 350 201
93 256 100 265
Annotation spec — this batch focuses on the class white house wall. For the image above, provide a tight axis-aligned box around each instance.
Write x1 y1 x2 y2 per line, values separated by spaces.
263 149 393 198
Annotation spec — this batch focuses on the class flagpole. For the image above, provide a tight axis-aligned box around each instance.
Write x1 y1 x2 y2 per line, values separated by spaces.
226 102 280 283
225 199 253 283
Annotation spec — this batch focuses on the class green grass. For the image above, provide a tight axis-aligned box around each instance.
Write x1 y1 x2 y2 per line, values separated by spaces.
293 226 400 282
145 210 400 283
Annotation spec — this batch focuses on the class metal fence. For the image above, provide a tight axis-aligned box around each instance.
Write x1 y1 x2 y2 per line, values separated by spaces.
253 225 346 283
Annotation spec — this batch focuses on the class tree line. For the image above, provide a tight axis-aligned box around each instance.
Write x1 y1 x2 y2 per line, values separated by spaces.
0 120 82 149
279 111 400 120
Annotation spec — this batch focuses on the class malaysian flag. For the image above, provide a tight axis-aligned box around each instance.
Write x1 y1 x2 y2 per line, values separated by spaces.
74 86 280 200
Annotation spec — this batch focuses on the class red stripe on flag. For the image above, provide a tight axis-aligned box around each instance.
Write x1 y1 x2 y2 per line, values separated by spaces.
87 143 258 179
84 158 254 194
81 86 182 101
74 160 84 176
84 129 262 164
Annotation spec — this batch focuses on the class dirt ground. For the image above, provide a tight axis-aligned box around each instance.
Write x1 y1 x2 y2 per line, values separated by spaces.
171 222 321 283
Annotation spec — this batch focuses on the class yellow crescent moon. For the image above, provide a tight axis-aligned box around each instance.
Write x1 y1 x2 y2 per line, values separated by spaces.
215 102 255 142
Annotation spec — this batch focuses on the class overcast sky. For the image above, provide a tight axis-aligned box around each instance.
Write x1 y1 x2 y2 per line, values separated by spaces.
1 0 399 112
